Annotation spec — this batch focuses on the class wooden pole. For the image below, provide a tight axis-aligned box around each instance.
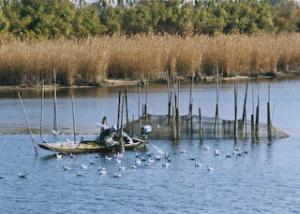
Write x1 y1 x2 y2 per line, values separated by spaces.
214 66 219 129
40 79 44 139
138 83 141 118
145 81 148 115
199 108 202 141
120 95 125 152
234 85 238 140
241 82 248 127
255 84 260 136
267 83 272 140
71 93 77 143
117 91 121 129
53 69 58 132
18 92 38 156
124 89 129 124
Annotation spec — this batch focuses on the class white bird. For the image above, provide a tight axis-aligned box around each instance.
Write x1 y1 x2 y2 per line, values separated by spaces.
162 161 169 168
207 165 213 172
154 155 162 161
63 166 71 171
51 129 61 136
203 145 210 150
157 124 160 129
70 153 75 159
77 172 84 177
18 173 27 179
215 149 221 156
116 159 122 165
80 164 88 170
135 158 142 166
195 161 201 168
99 168 107 175
56 153 62 160
105 156 112 161
94 154 99 158
118 166 126 171
113 172 122 178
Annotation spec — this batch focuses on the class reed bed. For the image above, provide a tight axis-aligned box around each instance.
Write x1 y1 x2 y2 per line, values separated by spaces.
0 34 300 86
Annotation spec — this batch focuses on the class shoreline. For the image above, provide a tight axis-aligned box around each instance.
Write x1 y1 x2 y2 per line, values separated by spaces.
0 71 299 91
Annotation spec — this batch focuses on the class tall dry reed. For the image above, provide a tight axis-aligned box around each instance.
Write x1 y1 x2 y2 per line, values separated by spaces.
0 34 300 86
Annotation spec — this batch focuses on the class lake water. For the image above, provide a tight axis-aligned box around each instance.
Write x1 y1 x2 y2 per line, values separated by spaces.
0 80 300 214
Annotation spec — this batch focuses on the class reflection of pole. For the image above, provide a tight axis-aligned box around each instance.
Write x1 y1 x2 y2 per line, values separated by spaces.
71 93 77 143
40 79 44 139
18 92 38 156
214 66 219 136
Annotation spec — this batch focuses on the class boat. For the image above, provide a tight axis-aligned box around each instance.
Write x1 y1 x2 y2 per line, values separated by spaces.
39 137 147 154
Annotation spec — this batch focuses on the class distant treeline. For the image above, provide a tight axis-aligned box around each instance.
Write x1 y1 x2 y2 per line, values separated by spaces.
0 0 299 38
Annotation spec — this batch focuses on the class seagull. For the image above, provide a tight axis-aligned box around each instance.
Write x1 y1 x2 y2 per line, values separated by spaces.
225 153 232 158
203 145 210 150
154 155 162 161
94 154 100 158
18 173 27 179
56 153 62 160
207 165 213 172
70 153 75 159
51 129 61 136
118 166 126 171
77 172 84 177
113 172 122 178
99 168 107 175
116 158 122 165
195 161 201 168
162 161 169 168
135 158 142 166
105 156 112 161
63 166 71 171
131 165 137 169
80 164 88 170
215 149 221 156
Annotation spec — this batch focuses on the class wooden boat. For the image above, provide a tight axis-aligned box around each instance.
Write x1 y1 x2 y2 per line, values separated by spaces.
38 137 147 154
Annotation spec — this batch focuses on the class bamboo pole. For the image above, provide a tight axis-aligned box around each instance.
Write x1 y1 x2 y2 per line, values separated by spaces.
40 79 44 139
138 83 141 118
124 89 129 124
71 93 77 143
53 69 58 132
214 66 219 135
117 91 121 129
18 92 38 156
234 85 238 140
267 83 272 140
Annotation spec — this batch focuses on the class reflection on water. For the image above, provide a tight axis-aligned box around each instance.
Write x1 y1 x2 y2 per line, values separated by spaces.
0 80 300 213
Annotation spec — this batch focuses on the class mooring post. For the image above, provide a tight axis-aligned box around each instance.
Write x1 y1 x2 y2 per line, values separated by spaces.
71 93 77 143
241 82 248 132
255 85 260 138
40 79 44 139
125 89 129 124
234 85 238 140
117 91 121 129
53 69 58 133
267 83 272 140
138 82 141 119
214 66 220 137
199 108 202 141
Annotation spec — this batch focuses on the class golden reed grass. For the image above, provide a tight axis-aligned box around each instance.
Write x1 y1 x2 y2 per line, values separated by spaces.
0 33 300 86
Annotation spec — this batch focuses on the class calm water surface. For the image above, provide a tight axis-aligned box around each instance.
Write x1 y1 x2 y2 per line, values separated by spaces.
0 80 300 214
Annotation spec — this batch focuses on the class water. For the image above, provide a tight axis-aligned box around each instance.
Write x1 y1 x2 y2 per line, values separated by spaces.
0 80 300 214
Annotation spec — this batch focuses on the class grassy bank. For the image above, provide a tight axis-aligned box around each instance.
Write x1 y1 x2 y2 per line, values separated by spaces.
1 34 300 86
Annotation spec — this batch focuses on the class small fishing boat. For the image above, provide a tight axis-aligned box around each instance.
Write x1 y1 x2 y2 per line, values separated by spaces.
38 137 147 154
